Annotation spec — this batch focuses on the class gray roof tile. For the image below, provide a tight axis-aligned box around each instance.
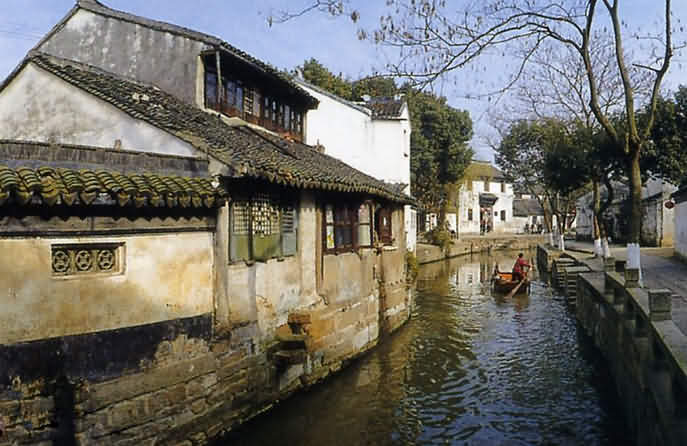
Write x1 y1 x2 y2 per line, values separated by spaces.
29 54 410 203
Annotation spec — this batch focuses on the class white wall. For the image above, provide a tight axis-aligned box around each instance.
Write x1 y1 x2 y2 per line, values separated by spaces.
300 83 414 249
301 84 411 187
676 201 687 259
0 63 198 157
457 180 516 234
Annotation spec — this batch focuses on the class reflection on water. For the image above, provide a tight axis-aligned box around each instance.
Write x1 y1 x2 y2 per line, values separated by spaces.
219 250 629 446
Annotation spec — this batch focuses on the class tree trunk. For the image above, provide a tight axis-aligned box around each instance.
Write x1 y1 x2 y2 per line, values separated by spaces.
592 180 602 257
627 148 642 277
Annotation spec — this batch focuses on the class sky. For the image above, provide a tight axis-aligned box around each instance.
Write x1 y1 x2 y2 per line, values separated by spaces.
1 1 686 162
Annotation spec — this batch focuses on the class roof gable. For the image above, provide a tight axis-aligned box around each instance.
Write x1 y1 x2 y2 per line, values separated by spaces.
34 0 316 108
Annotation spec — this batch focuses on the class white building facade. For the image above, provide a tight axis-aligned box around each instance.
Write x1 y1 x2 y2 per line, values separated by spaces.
672 186 687 261
297 80 416 251
456 161 517 235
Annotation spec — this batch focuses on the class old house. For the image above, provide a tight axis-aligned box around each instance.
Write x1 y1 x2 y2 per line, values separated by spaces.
512 198 545 233
0 2 412 444
456 161 516 235
576 179 674 247
295 80 416 251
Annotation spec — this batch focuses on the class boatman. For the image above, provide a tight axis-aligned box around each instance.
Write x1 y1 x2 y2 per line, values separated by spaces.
512 253 530 283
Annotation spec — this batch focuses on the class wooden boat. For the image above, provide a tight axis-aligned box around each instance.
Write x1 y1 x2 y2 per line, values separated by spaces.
492 271 529 295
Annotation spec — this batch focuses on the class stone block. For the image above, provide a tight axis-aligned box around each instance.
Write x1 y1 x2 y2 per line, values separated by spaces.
614 259 626 273
649 289 672 321
624 268 639 288
603 256 615 272
304 317 335 340
288 312 312 325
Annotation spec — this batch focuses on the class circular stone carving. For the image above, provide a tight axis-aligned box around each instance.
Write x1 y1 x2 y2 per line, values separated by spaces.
74 250 93 272
52 250 70 274
97 249 115 271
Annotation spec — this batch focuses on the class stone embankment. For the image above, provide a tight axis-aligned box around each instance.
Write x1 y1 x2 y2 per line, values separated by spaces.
538 245 687 446
417 234 547 264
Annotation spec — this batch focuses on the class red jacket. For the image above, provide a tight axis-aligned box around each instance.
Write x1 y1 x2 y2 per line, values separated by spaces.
513 257 530 274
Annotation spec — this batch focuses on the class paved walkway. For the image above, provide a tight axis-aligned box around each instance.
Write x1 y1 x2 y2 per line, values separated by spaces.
564 241 687 335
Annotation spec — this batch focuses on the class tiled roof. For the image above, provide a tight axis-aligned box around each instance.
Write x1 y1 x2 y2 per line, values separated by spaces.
73 0 317 108
364 98 406 119
28 54 410 203
463 161 505 181
513 198 544 217
0 165 225 208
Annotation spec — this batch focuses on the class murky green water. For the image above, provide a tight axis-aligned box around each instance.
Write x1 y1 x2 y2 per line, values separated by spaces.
219 251 630 445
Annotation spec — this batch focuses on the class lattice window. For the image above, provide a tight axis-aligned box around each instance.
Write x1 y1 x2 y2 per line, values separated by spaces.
232 200 250 235
229 191 298 262
52 243 123 277
251 193 280 236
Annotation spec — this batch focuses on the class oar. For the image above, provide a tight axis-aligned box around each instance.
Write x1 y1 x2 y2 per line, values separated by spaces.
505 270 528 299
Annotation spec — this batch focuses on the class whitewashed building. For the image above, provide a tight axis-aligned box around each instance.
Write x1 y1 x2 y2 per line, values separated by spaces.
671 186 687 261
296 80 416 251
456 161 517 235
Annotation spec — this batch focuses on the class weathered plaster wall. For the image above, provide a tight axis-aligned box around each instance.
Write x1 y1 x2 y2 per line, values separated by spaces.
0 198 411 445
0 232 214 345
0 64 198 157
38 9 209 106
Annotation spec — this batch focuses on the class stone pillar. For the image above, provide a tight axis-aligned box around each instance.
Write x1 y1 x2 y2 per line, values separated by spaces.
624 268 640 288
649 289 672 321
603 256 616 272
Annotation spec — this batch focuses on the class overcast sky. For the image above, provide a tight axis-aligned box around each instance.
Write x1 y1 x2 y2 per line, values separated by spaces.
1 1 686 161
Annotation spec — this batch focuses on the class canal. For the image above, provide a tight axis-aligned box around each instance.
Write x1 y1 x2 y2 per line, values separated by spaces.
219 251 630 445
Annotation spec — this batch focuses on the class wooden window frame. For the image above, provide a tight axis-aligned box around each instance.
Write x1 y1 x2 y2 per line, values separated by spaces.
376 207 393 245
229 190 299 263
323 200 374 254
203 56 306 142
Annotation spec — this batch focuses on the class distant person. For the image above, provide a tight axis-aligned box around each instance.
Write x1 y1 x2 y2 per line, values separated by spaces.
512 253 530 282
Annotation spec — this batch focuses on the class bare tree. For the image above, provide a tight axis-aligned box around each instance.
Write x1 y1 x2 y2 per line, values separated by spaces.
276 0 685 273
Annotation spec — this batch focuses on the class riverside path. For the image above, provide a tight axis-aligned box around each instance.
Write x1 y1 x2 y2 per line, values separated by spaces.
565 241 687 336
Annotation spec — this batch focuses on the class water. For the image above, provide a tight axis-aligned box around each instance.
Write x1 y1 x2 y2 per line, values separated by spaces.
219 251 630 446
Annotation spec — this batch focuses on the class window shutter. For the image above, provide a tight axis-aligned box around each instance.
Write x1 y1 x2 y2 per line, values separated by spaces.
230 200 251 262
252 193 281 261
281 203 298 256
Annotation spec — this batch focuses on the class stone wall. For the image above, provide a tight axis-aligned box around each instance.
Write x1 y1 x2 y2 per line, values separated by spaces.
0 194 412 445
576 269 687 446
416 235 548 265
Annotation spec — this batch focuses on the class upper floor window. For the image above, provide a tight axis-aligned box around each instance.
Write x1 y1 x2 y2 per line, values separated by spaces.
468 208 473 221
501 182 506 193
204 54 304 142
500 210 506 221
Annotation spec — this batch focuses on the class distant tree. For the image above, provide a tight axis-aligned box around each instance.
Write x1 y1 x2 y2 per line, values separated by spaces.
495 119 554 232
293 59 474 224
644 86 687 187
351 76 398 100
406 90 473 225
294 58 353 100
